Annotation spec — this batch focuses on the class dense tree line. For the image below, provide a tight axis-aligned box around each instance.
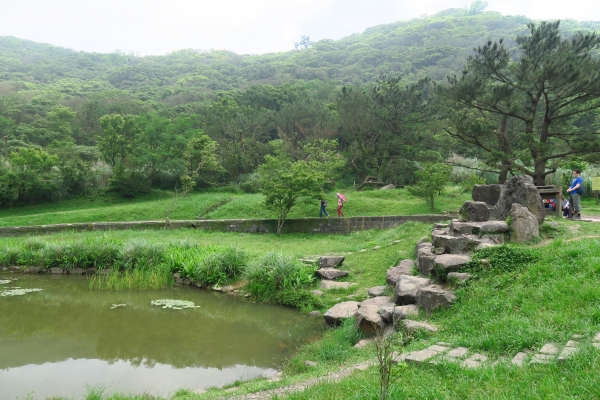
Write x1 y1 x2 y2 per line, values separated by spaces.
0 10 599 208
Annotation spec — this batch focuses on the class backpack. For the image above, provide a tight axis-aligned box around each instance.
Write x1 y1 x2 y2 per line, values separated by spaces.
323 201 328 207
578 185 585 195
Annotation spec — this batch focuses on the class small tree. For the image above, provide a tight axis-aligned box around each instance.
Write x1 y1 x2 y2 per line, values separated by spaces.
259 139 342 235
407 163 452 209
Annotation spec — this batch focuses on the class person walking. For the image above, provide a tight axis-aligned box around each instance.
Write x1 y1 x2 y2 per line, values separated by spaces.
319 198 329 217
336 193 346 217
566 169 583 219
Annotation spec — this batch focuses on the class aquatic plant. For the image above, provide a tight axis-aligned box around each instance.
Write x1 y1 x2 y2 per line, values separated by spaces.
150 299 200 310
0 280 11 285
0 288 43 297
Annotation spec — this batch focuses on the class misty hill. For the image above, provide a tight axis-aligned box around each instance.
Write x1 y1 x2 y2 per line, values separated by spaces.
1 9 599 108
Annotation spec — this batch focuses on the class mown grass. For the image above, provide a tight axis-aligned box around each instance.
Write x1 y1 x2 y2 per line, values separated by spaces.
0 187 470 227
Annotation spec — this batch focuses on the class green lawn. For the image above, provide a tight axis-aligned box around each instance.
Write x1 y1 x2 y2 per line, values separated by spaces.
0 187 470 227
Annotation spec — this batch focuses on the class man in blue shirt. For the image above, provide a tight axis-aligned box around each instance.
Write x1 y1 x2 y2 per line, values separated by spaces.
566 169 583 220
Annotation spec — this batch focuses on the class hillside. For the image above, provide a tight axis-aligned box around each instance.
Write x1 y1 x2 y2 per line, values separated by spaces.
1 10 599 107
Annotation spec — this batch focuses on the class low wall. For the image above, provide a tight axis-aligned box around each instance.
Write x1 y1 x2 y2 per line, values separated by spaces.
0 215 454 237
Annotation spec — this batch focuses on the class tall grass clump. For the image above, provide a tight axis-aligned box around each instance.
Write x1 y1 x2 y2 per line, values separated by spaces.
88 265 173 290
464 245 540 277
197 247 248 286
245 252 317 302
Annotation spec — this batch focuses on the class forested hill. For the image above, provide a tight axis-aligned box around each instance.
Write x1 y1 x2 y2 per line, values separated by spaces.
1 9 599 106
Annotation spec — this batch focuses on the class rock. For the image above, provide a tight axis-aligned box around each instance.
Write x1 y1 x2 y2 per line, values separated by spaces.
459 201 490 222
244 293 251 298
510 203 539 243
359 296 394 308
433 254 470 278
9 266 22 272
183 279 192 286
304 360 317 367
472 184 503 206
491 175 545 225
380 184 395 190
386 259 414 287
417 236 430 244
431 233 481 255
512 352 528 367
449 220 509 235
311 289 323 296
416 243 436 276
323 301 360 327
354 338 375 348
320 281 356 290
380 305 419 323
461 353 487 368
530 354 554 364
394 276 431 305
416 285 456 311
25 267 42 274
447 272 471 284
539 343 559 355
195 282 203 288
318 256 345 268
50 267 63 274
356 304 386 335
403 319 438 334
373 246 381 250
368 286 387 297
434 223 449 229
446 347 469 358
173 273 181 279
69 268 84 275
316 268 349 280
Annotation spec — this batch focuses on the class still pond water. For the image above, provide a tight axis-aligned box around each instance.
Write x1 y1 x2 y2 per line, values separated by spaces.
0 275 324 399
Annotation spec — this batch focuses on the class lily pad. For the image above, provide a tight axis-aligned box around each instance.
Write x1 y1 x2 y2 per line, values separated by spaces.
1 288 43 297
151 299 196 309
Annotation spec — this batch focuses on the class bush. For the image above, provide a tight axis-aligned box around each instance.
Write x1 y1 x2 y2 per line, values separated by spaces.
464 245 540 276
245 252 317 300
274 289 324 309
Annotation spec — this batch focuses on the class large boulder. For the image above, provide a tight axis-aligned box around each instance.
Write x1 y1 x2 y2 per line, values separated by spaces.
358 296 394 308
491 175 545 225
386 259 414 287
510 203 539 243
433 254 471 278
472 184 503 206
416 285 456 311
379 304 419 323
323 301 360 326
431 233 481 255
459 201 490 222
318 256 345 268
356 305 386 335
316 268 348 280
415 243 436 276
367 286 387 298
394 276 432 305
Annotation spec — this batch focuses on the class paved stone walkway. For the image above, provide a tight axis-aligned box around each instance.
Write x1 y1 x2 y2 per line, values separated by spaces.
208 332 600 399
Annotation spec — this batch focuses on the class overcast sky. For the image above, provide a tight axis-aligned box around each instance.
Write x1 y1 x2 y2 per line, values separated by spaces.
1 0 599 56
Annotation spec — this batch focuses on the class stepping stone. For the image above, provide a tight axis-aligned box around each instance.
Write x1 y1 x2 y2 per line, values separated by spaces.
446 347 469 358
593 342 600 349
320 281 356 290
594 332 600 341
434 223 449 229
416 285 456 311
316 268 348 280
437 342 452 347
571 334 585 340
367 286 386 298
318 256 345 268
540 343 559 355
558 346 579 361
565 340 579 347
356 305 386 335
394 276 431 304
461 353 487 368
404 349 438 363
354 338 374 349
373 246 381 250
512 352 528 367
530 354 554 364
427 345 450 353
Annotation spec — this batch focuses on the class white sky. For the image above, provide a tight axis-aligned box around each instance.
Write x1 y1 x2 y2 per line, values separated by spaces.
1 0 599 56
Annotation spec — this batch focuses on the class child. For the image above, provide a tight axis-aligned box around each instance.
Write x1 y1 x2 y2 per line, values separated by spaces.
319 199 329 217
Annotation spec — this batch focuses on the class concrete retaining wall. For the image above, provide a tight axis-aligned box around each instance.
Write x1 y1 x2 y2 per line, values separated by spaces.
0 215 454 237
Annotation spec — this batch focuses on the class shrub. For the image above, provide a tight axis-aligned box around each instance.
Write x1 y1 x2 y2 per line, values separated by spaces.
245 252 317 300
274 289 324 309
464 245 539 276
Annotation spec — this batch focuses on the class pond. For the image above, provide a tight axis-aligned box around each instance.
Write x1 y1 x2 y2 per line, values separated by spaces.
0 274 324 399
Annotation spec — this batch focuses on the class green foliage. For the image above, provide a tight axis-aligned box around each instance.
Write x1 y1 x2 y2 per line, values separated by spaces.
196 247 248 286
244 252 317 301
259 139 343 234
8 147 60 204
459 173 486 193
274 289 324 310
464 245 540 276
406 163 452 209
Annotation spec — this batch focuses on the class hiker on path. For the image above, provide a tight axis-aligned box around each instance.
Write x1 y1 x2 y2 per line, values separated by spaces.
319 199 329 218
336 193 346 217
567 169 583 219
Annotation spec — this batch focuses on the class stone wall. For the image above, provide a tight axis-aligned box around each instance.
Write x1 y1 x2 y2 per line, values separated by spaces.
0 215 453 237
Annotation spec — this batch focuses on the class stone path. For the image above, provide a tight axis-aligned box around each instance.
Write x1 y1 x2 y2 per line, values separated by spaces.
209 332 600 399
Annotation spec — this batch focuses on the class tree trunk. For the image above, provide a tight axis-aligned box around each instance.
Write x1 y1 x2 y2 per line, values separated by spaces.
533 159 546 186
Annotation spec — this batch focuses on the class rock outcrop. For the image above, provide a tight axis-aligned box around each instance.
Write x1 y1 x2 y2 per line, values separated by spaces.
491 175 545 225
510 203 540 243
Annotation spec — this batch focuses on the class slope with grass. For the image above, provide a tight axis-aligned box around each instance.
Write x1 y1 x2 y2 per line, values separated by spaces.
0 187 471 228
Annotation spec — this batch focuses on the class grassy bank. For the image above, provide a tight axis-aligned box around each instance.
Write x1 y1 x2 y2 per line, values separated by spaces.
0 187 471 227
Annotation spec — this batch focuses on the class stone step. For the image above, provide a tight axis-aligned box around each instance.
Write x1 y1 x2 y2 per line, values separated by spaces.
316 268 348 280
320 281 356 290
318 256 344 268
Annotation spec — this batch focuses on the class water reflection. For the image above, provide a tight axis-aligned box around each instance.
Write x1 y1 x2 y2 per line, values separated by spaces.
0 275 323 399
